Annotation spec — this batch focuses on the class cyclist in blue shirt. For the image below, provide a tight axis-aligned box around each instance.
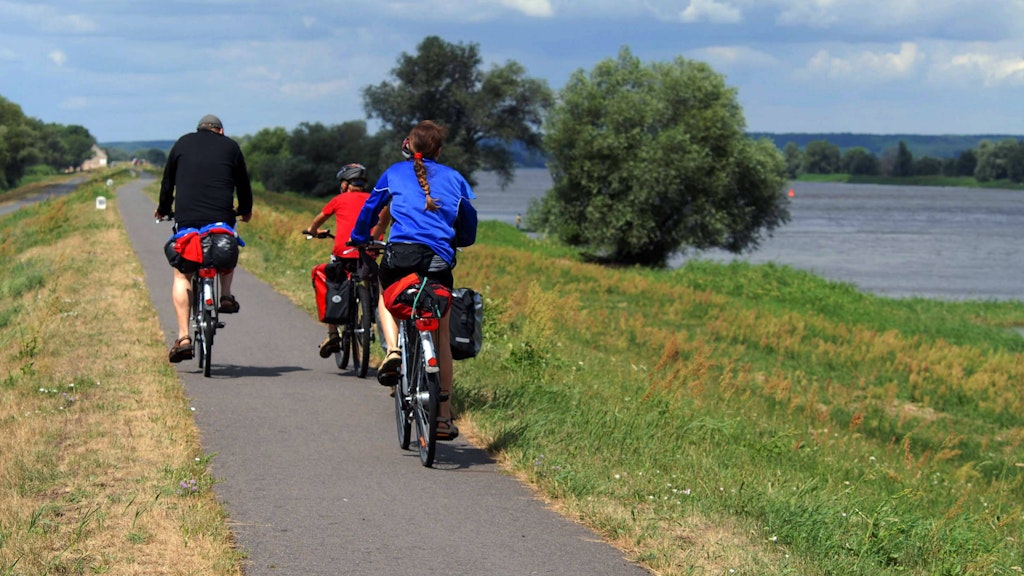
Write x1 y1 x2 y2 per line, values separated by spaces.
350 120 477 440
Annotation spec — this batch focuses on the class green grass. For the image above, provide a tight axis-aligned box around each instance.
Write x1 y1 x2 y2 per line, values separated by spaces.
0 172 242 575
797 173 1024 190
230 186 1024 574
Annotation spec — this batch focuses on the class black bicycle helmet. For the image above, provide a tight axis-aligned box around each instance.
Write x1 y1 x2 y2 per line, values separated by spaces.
336 163 367 183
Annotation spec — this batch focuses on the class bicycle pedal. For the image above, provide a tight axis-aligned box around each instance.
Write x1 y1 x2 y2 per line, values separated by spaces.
216 322 225 329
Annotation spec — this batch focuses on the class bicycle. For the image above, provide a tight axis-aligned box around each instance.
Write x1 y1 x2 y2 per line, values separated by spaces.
303 230 385 378
161 216 242 378
380 272 451 468
191 261 222 378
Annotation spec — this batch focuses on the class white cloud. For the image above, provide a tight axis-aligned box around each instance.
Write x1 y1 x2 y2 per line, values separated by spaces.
377 0 552 21
692 45 777 68
940 50 1024 87
0 2 97 34
49 49 67 66
679 0 742 24
804 42 921 81
498 0 554 17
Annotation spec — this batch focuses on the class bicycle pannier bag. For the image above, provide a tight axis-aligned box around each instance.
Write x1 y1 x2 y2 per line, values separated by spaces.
201 233 239 271
383 273 451 321
164 228 202 274
312 262 353 324
449 287 483 360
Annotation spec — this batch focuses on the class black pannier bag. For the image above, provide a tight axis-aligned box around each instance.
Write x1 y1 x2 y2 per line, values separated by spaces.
312 261 353 325
449 287 483 360
201 233 239 271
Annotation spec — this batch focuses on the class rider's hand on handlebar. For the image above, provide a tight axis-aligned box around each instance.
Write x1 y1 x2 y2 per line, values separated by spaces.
302 229 334 239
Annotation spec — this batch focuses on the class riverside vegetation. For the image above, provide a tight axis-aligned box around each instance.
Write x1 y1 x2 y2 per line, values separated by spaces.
3 174 1024 574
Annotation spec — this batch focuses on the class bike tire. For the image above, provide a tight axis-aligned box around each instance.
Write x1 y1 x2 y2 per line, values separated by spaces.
202 308 215 377
410 330 439 467
394 377 412 451
336 328 351 369
352 283 373 378
192 280 205 371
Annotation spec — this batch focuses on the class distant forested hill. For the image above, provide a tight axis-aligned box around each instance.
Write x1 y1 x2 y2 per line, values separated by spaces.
748 133 1022 158
101 133 1024 166
102 140 175 153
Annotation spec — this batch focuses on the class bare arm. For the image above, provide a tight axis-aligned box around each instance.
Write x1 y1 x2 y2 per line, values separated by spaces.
370 205 392 239
307 211 330 234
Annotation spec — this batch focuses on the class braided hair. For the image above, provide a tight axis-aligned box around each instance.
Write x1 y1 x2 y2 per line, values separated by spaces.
406 121 447 212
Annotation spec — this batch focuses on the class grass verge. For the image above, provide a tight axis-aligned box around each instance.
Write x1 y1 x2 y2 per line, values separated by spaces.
7 175 1024 575
0 171 241 575
235 185 1024 575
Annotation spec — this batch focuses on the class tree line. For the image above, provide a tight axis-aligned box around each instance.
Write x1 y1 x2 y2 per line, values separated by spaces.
0 96 98 190
12 35 1019 267
783 138 1024 184
233 40 787 267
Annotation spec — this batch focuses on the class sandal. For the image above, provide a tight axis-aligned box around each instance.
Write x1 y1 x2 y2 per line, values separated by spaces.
218 295 240 314
376 349 402 386
168 336 193 363
436 417 459 441
319 333 341 358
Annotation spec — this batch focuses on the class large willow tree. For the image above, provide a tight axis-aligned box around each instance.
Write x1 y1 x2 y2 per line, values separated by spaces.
533 48 789 267
362 36 553 188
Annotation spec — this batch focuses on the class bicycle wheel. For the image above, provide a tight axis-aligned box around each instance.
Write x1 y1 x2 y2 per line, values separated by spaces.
191 280 206 370
201 308 215 377
335 326 351 369
351 283 373 378
409 330 439 467
394 348 412 450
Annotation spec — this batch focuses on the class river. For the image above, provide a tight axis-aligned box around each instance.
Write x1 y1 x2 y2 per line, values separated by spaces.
472 169 1024 302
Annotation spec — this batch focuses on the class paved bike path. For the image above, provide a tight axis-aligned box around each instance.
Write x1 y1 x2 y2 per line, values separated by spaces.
117 175 650 576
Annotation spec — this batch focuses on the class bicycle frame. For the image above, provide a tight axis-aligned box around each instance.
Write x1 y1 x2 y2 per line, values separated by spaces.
394 291 443 467
305 231 385 377
191 266 221 378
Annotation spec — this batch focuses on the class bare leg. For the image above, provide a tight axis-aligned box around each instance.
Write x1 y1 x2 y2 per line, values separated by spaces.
219 269 234 297
378 290 398 351
172 269 192 340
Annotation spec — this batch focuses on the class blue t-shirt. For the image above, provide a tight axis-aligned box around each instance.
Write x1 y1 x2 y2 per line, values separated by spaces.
351 159 477 265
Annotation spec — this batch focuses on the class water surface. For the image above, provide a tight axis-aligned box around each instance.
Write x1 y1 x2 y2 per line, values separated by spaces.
473 170 1024 301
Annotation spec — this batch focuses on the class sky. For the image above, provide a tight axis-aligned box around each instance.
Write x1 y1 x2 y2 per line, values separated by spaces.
2 0 1023 143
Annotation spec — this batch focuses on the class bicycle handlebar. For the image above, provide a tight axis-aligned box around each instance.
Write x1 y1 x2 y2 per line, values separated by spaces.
346 239 387 248
302 229 335 239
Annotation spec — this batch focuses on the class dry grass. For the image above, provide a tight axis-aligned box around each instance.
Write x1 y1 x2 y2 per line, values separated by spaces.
0 183 241 574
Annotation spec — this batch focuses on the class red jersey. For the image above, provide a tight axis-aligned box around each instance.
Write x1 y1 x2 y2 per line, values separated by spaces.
321 191 371 258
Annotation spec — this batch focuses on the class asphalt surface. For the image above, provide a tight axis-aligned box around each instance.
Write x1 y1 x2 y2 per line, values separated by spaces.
115 174 650 576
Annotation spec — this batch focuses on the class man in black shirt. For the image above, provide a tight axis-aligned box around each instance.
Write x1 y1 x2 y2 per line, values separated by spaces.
156 114 253 363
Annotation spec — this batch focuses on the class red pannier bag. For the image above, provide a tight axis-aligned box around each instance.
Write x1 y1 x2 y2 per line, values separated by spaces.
382 273 451 321
311 262 353 324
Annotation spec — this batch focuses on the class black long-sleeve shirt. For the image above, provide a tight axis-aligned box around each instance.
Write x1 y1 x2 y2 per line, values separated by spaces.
158 129 253 228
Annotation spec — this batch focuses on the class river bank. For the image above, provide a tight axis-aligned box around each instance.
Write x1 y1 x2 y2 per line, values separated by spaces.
474 169 1024 301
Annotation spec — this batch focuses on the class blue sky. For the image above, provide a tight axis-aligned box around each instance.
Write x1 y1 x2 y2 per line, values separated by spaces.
2 0 1023 143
